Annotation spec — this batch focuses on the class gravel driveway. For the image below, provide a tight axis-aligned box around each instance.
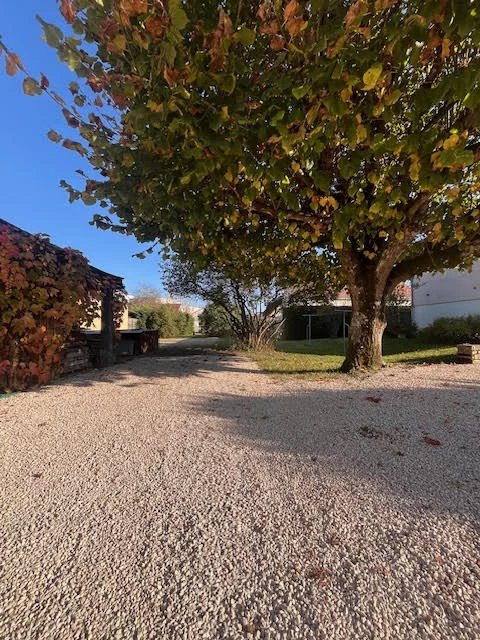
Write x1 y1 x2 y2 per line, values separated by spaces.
1 350 479 640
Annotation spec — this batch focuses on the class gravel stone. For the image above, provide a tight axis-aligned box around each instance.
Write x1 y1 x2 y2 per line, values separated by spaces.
0 348 479 639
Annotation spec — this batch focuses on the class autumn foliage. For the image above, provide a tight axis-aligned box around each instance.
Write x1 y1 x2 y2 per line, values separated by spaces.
0 223 124 393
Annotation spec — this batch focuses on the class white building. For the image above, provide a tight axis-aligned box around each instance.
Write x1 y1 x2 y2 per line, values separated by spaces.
412 263 480 328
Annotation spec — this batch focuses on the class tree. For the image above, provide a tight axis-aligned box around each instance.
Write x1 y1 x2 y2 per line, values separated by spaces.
4 1 480 369
165 259 287 349
165 254 337 348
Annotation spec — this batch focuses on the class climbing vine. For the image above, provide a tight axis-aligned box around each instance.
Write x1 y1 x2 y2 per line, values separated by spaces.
0 223 126 392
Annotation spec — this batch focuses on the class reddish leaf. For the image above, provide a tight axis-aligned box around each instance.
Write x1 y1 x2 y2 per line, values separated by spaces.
5 52 23 76
163 66 179 87
0 360 10 375
423 437 442 446
270 35 285 51
365 396 381 403
307 566 331 586
284 0 300 21
88 76 104 93
60 0 76 23
257 3 269 22
345 0 368 29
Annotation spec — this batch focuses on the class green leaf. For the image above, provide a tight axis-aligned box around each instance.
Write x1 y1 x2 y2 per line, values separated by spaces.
23 77 43 96
234 28 256 46
311 0 328 11
270 110 285 125
292 85 309 99
36 16 63 48
362 63 383 90
170 0 188 31
220 74 236 94
436 149 475 169
310 169 330 191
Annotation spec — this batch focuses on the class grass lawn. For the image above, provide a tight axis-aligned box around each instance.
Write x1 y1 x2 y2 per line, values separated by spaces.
236 338 457 379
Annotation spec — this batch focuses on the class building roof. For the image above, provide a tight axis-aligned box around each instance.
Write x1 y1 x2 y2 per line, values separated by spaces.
0 218 124 288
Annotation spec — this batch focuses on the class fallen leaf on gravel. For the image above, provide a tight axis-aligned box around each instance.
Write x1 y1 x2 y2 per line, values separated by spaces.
261 415 270 420
327 535 342 546
307 566 331 586
32 473 42 479
365 396 381 403
396 451 405 456
311 455 318 462
369 564 390 576
359 425 382 439
423 437 442 446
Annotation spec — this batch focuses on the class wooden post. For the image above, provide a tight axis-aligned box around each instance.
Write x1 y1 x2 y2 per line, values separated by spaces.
99 286 115 367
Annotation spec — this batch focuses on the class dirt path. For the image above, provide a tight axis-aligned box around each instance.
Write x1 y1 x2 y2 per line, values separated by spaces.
1 351 479 639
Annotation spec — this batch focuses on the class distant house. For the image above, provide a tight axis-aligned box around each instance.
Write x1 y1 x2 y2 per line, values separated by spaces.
412 263 480 328
330 282 412 308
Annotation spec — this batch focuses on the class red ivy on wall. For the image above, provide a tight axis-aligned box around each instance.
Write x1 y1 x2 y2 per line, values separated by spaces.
0 226 126 392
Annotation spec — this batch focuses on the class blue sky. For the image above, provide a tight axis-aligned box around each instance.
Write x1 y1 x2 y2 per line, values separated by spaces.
0 4 164 295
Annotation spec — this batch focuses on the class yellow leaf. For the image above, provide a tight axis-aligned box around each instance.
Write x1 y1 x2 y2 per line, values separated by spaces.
340 86 352 102
147 100 163 113
356 124 367 143
409 153 421 181
363 63 383 90
441 37 451 60
443 133 459 150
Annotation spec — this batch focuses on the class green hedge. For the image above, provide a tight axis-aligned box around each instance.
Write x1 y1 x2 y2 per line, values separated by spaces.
419 315 480 344
133 304 194 338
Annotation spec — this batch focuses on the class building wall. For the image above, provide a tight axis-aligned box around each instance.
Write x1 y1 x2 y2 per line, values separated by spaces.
412 263 480 328
83 304 130 331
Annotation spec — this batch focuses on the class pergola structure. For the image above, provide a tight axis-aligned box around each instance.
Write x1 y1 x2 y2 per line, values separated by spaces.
0 218 124 367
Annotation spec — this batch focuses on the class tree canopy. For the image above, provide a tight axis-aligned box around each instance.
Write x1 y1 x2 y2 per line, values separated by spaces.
3 0 480 369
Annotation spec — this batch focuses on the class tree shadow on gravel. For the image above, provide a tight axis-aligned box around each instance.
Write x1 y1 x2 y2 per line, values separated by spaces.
42 350 261 389
193 379 480 521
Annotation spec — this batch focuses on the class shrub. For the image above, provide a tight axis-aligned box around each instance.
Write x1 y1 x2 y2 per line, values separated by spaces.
385 307 416 338
0 224 125 392
200 304 231 337
133 304 193 338
419 315 480 344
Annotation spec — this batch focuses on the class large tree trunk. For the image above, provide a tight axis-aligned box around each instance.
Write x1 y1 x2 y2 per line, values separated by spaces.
340 252 390 373
341 294 386 372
